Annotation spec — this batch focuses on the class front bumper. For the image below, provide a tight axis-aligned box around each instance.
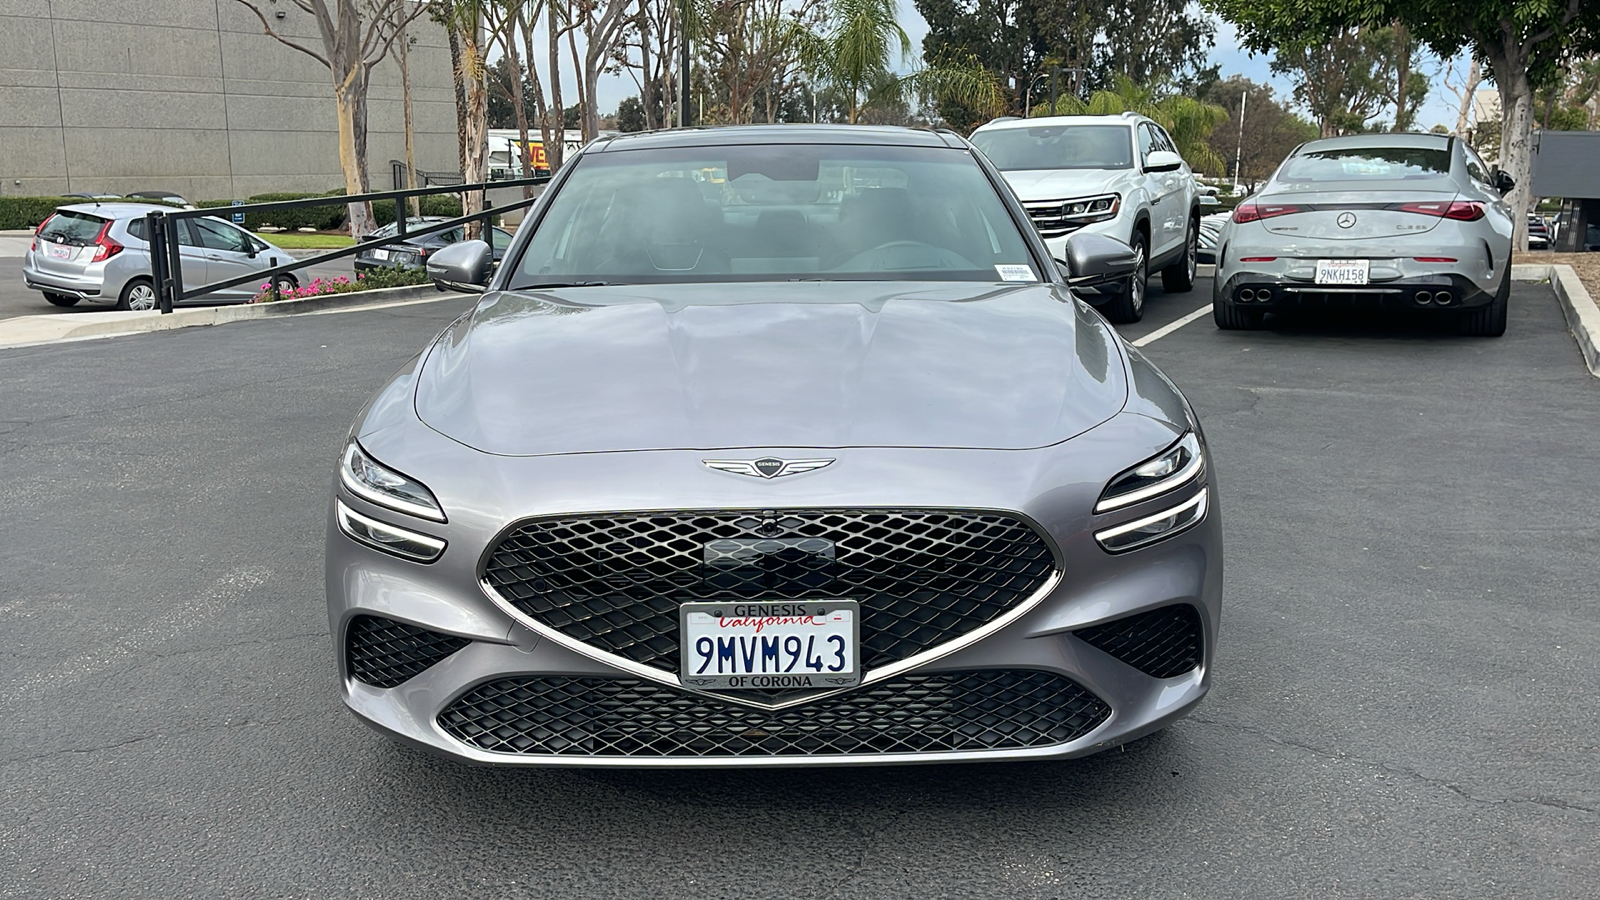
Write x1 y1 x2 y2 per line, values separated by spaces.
327 416 1223 767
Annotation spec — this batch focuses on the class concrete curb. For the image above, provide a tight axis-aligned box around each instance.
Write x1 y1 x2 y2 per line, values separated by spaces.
1513 263 1600 378
0 283 448 350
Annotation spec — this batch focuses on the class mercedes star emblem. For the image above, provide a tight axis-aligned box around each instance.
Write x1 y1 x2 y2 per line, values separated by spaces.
702 457 835 479
1336 211 1358 229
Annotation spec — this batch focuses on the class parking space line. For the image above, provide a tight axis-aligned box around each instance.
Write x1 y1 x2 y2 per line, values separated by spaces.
1132 304 1213 347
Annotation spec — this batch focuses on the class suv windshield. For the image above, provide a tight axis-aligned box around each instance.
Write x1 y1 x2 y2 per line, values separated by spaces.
1278 146 1451 183
38 210 107 245
508 143 1038 287
970 125 1135 171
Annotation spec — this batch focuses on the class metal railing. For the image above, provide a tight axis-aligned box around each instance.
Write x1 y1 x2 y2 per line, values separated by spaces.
142 175 550 314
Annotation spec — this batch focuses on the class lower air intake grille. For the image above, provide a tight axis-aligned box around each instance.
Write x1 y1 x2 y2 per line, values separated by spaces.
1072 604 1203 678
346 615 470 688
438 670 1110 757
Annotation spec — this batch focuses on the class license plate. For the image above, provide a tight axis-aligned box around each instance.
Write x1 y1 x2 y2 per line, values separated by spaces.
372 248 389 261
47 243 72 260
1315 259 1369 285
679 600 860 690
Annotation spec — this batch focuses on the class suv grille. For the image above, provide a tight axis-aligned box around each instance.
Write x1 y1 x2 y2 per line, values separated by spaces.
1072 605 1202 678
346 615 470 688
1021 200 1092 238
481 509 1057 674
438 670 1110 757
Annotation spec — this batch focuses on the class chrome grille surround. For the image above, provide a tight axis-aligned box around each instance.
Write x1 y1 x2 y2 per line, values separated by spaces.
478 508 1062 709
437 670 1111 758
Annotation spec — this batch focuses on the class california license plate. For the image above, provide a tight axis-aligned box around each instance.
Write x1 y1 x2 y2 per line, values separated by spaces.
47 242 72 259
1315 259 1369 285
372 248 389 261
679 600 860 690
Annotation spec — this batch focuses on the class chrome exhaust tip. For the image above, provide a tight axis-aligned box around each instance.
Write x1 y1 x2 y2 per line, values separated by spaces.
1434 290 1452 306
1255 288 1270 301
1238 288 1255 301
1415 291 1432 305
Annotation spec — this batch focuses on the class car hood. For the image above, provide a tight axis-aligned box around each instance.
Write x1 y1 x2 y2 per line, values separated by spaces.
412 281 1128 456
1000 168 1129 201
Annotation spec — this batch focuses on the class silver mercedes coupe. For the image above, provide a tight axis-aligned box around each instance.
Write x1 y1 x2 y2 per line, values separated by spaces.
1212 132 1515 335
326 125 1224 767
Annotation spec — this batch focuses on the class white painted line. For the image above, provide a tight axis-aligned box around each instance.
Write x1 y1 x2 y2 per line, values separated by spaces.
1131 304 1213 347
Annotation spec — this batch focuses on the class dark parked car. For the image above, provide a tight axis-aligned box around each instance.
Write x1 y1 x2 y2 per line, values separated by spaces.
352 217 514 273
127 190 195 209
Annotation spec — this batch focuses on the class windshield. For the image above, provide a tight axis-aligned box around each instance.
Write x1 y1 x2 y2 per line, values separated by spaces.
508 143 1039 287
970 125 1134 171
1278 146 1452 183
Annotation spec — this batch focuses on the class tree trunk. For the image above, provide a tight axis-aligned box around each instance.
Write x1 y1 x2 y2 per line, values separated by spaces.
1490 36 1534 252
506 23 534 197
397 21 419 217
334 66 375 237
521 8 554 173
547 0 564 170
1391 23 1410 131
458 20 489 238
1455 57 1481 138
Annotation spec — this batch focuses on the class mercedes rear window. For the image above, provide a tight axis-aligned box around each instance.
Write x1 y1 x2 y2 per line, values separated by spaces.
1279 147 1451 182
38 210 107 245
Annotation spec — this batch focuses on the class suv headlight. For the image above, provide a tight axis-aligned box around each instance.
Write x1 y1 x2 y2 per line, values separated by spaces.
1094 433 1209 553
339 440 446 522
1063 193 1120 223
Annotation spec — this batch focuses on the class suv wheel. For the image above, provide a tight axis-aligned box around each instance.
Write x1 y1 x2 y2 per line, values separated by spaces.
1102 231 1147 324
1162 216 1198 293
117 278 158 312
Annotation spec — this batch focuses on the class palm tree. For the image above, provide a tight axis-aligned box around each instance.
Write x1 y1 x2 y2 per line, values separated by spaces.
1033 76 1229 173
804 0 1003 124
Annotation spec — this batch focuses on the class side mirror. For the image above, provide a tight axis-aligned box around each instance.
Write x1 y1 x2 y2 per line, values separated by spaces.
426 239 493 293
1059 232 1139 287
1491 169 1515 196
1145 150 1183 173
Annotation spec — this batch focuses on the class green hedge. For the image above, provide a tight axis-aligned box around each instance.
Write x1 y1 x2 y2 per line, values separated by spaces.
0 197 82 230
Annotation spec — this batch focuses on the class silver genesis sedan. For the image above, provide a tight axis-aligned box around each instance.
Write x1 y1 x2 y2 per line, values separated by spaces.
1213 133 1515 336
327 125 1223 767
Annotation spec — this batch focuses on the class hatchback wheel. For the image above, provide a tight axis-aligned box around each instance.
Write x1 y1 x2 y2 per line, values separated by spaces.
117 278 157 312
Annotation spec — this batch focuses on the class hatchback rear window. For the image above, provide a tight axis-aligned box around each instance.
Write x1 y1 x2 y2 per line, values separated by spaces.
38 210 107 245
1278 147 1451 182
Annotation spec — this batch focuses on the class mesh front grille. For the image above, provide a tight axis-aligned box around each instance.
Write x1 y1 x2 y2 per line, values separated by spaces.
1073 605 1202 678
346 615 471 688
482 510 1056 673
438 670 1110 757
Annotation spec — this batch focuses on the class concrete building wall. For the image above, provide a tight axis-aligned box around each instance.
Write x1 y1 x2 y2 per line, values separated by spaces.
0 0 457 201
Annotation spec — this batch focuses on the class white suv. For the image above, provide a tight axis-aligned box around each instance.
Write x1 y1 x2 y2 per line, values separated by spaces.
970 112 1200 322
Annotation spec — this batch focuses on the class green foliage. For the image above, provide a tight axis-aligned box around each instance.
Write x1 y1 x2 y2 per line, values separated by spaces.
0 197 81 230
615 96 648 132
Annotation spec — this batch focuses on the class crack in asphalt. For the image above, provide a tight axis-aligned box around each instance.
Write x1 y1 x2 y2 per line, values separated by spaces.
1188 716 1598 817
0 716 301 768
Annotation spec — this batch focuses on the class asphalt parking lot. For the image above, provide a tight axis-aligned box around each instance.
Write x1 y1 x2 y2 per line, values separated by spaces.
2 277 1597 898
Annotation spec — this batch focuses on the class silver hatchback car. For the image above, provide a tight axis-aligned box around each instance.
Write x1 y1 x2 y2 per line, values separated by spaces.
1212 133 1515 336
23 203 302 310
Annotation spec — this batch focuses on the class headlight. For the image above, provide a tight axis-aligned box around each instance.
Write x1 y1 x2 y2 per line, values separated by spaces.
339 440 446 522
335 500 446 562
1096 488 1209 553
1064 193 1120 222
1095 432 1204 513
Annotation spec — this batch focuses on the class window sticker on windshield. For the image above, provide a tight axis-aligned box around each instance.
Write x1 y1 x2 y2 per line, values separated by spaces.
995 264 1037 282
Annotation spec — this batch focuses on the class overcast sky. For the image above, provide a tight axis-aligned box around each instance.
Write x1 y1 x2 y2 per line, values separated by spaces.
563 2 1470 131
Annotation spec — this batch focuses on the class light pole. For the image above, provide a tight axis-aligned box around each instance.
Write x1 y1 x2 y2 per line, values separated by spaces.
678 0 691 127
1233 89 1248 190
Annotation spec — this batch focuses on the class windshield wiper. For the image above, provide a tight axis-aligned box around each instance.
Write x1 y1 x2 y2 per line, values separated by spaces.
511 281 612 290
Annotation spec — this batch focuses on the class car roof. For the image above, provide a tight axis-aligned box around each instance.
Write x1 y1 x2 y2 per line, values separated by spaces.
57 202 174 218
585 124 963 152
1297 132 1452 152
974 114 1144 133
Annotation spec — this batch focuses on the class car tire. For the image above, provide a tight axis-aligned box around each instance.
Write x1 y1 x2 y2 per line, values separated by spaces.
44 292 79 308
1102 230 1147 324
1459 268 1509 337
1161 216 1199 293
1213 298 1263 330
116 278 158 312
270 274 297 299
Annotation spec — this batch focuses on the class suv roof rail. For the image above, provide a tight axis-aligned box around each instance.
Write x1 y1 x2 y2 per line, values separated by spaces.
1121 110 1142 120
988 116 1023 124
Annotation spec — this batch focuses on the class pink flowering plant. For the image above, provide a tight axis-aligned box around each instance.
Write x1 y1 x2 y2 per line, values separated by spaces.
251 266 430 303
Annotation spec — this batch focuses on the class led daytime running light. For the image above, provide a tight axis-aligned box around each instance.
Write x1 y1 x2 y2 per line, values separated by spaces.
340 442 446 522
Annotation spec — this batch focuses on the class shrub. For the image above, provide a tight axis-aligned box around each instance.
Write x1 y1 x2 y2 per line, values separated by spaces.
197 190 346 232
251 264 430 303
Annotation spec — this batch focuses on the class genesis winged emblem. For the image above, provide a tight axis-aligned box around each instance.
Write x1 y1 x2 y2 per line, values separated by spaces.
702 457 835 479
